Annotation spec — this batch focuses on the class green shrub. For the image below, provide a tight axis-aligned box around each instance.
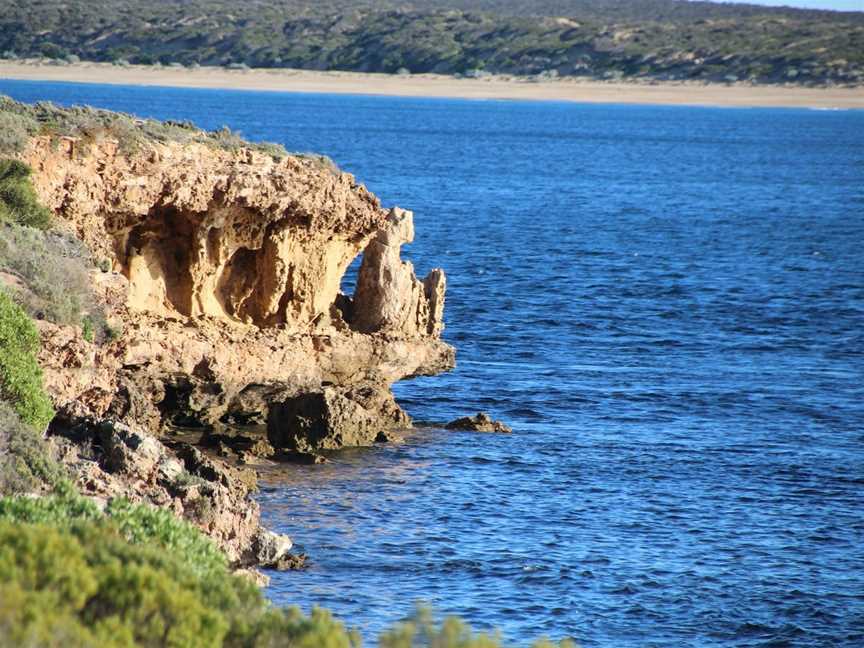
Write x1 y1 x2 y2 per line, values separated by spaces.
0 494 360 648
0 402 65 494
0 494 223 575
0 159 51 229
0 112 39 155
0 522 222 647
103 498 228 578
0 222 103 330
0 291 54 430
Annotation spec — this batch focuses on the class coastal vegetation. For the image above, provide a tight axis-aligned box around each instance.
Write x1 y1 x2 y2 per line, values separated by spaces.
0 294 54 431
0 493 361 648
0 152 108 341
0 1 861 85
0 95 289 159
0 159 51 229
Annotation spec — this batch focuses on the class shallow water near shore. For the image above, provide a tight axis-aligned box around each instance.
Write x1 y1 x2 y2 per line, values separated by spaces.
2 79 863 647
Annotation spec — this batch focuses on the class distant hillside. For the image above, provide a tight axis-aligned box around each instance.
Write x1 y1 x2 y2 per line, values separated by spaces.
2 0 862 85
410 0 864 22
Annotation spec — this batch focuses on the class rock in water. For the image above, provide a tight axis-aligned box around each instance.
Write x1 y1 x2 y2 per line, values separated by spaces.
253 528 294 567
267 385 410 452
274 553 308 571
445 412 512 433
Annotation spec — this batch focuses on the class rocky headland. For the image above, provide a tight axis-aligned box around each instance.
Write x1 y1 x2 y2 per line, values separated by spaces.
5 106 454 570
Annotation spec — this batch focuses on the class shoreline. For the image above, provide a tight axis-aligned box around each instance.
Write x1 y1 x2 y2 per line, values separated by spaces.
2 61 864 109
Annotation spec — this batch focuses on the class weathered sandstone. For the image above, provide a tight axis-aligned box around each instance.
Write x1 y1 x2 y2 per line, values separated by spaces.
22 133 454 563
25 136 453 433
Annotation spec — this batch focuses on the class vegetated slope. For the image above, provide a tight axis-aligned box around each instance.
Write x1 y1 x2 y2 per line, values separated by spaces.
410 0 864 21
1 0 862 84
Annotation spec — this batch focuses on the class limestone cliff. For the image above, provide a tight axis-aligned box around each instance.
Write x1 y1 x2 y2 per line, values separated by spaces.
26 136 453 434
20 132 454 564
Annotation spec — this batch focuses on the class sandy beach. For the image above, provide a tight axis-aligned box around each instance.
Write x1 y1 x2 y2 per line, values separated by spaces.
1 61 863 109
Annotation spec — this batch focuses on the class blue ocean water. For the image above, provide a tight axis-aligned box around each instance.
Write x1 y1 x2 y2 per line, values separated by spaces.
2 79 863 647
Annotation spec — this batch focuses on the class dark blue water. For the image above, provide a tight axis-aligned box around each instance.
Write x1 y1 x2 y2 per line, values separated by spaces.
3 80 863 647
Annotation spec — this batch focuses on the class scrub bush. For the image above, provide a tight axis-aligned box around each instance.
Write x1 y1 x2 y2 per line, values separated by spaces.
0 159 51 229
0 291 54 430
0 494 223 576
380 605 578 648
0 493 360 648
380 607 502 648
0 95 289 159
0 402 65 494
0 222 103 330
0 522 225 648
0 111 39 155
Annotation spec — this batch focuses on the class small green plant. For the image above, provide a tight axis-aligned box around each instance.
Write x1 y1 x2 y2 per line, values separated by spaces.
0 290 54 430
297 152 341 176
210 125 245 151
173 469 208 488
103 321 123 342
252 141 289 161
0 402 66 494
0 222 103 331
0 159 51 229
81 316 94 342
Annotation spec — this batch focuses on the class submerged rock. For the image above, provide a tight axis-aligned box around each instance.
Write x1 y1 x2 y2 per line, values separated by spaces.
445 412 512 433
273 553 308 571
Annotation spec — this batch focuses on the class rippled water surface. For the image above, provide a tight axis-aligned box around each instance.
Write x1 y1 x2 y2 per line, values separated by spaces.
3 80 863 646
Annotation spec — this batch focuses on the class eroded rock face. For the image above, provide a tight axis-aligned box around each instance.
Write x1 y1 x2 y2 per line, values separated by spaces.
27 138 383 330
25 134 455 564
25 137 454 437
50 418 264 565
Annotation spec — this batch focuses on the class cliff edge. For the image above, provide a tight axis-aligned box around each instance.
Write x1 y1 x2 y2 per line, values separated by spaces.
7 108 454 566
